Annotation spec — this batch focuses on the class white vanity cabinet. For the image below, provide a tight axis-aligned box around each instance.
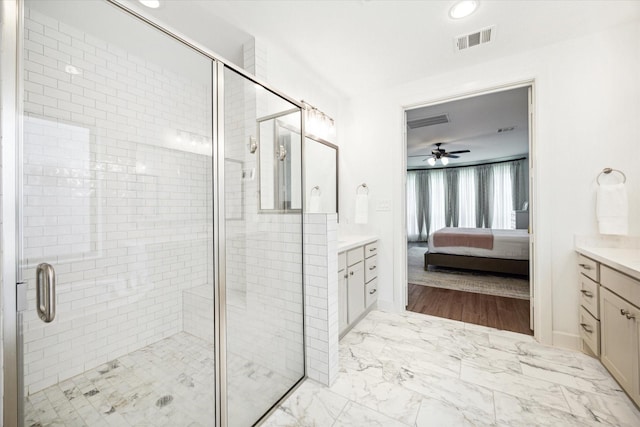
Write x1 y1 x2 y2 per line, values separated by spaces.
575 248 640 407
338 252 348 333
338 236 378 337
346 246 365 323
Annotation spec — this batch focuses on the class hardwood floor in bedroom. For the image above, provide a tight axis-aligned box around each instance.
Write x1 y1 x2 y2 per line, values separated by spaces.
407 283 533 335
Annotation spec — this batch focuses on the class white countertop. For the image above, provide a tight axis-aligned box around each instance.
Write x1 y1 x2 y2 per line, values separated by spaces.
338 235 378 252
576 246 640 281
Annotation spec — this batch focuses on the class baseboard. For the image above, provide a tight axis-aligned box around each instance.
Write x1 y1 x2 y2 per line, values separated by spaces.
376 298 398 312
552 330 581 351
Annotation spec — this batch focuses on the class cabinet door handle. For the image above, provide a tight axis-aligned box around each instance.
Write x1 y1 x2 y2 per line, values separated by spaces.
621 309 630 316
369 265 376 271
344 274 348 279
349 271 354 276
369 248 376 252
369 288 377 295
578 263 592 270
580 323 593 334
580 290 593 298
626 313 636 320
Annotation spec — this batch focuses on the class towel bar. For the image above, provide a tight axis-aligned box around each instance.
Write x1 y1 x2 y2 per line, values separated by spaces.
597 168 626 185
356 183 369 194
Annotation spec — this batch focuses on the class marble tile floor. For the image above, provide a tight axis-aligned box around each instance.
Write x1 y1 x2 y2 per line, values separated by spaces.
25 332 292 427
262 309 640 427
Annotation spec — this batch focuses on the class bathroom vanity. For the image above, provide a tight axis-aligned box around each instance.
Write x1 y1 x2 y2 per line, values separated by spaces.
338 236 378 337
575 245 640 407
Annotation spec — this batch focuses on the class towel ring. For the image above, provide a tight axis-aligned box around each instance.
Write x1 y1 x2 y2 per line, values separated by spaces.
597 168 626 185
356 183 369 195
311 185 321 196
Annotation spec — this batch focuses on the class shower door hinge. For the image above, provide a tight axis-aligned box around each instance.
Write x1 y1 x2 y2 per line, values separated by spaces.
16 281 27 312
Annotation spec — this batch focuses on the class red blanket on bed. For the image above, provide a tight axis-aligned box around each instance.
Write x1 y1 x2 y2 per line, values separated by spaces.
432 227 494 250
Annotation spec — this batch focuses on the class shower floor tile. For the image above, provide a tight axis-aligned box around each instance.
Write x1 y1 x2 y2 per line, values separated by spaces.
24 332 289 427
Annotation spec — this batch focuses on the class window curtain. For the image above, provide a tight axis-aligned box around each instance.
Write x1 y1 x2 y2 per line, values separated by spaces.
406 158 522 241
429 170 446 234
457 167 476 227
444 169 459 227
491 162 514 229
406 171 430 242
510 158 528 210
407 171 420 241
474 164 493 228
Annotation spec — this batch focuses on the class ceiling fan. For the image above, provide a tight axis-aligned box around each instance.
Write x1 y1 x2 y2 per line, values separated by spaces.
424 142 470 165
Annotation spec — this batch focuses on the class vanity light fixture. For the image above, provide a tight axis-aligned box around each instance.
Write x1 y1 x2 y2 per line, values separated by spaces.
301 100 335 139
449 0 478 19
139 0 161 9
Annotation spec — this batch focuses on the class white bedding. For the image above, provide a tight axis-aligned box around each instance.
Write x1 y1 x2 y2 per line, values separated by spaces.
428 228 529 260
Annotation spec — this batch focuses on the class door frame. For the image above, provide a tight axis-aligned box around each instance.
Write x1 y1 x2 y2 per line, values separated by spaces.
400 80 547 341
2 0 22 424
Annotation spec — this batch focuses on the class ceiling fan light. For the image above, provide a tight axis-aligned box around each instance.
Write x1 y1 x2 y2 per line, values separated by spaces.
427 157 436 166
441 157 449 165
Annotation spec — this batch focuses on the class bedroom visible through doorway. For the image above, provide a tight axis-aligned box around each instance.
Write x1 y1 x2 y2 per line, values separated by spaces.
405 86 533 335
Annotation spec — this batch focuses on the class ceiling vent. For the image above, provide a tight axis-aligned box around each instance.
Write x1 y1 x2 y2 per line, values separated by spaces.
455 25 495 52
407 114 450 129
498 126 516 133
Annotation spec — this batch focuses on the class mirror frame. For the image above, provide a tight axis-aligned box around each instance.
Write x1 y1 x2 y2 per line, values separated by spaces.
304 134 339 220
257 108 302 213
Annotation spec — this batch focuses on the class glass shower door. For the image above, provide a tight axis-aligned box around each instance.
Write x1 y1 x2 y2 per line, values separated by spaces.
222 67 304 426
20 1 215 425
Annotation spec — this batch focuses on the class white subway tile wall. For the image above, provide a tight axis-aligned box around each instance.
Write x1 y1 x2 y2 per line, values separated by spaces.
303 213 339 385
22 7 214 394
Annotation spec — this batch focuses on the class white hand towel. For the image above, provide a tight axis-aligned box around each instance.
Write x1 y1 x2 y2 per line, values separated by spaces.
309 194 321 213
597 183 628 235
355 194 368 224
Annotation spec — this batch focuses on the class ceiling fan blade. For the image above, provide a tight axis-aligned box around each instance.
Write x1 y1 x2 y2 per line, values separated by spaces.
447 150 471 154
445 155 460 159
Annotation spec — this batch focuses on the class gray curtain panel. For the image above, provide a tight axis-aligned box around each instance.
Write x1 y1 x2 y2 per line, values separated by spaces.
416 170 430 237
444 169 459 227
510 159 528 210
475 164 493 228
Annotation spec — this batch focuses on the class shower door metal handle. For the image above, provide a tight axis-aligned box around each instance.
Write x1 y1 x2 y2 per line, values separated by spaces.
36 263 56 323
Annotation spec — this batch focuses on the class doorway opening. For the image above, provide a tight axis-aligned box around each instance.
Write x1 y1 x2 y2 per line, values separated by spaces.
404 85 534 335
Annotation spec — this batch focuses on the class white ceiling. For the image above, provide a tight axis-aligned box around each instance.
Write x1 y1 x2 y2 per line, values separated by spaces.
127 0 640 98
406 86 529 169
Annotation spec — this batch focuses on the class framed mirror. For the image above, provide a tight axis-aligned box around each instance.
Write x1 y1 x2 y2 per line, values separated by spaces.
304 136 338 216
257 109 302 212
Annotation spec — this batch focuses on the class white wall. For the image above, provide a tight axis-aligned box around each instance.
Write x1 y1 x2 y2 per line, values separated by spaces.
340 20 640 348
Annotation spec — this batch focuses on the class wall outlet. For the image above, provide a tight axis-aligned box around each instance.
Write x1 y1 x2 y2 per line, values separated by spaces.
376 200 391 212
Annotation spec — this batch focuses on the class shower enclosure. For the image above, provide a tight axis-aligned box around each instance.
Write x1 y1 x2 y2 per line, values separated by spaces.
3 1 305 425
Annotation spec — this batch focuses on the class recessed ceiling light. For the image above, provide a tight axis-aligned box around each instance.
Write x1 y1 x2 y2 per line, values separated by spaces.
139 0 160 8
449 1 478 19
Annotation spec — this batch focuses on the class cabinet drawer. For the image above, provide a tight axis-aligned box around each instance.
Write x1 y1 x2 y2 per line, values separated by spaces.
347 247 364 266
579 275 599 319
601 265 640 308
365 255 378 283
364 241 378 259
579 306 600 357
365 278 378 307
577 254 599 282
338 252 346 272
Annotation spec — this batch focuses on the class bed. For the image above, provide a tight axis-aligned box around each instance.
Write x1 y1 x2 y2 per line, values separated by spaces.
424 227 530 276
